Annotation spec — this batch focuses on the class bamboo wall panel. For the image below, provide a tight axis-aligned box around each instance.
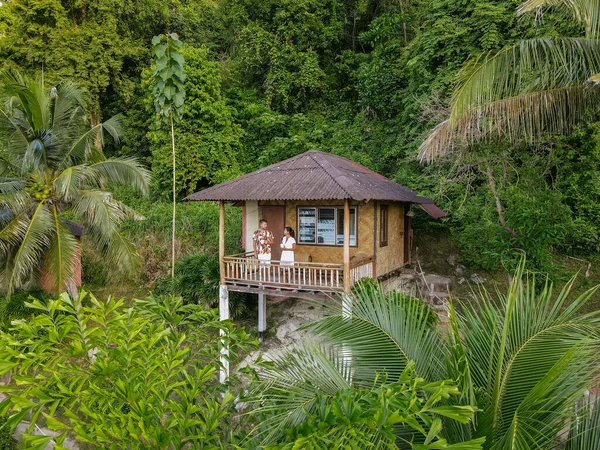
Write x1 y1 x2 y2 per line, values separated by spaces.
282 200 375 264
375 203 405 276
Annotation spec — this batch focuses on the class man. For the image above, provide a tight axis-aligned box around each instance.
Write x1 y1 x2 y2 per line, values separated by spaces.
253 219 274 264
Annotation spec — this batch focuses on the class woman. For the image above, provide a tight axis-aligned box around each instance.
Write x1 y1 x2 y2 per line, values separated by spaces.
280 226 296 267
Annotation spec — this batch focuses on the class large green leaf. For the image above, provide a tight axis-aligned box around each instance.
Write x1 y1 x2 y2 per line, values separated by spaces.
419 37 600 161
305 285 446 385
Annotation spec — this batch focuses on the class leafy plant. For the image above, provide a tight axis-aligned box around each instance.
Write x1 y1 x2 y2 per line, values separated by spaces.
248 352 484 449
155 252 250 319
0 292 257 449
0 415 14 450
252 263 600 449
0 70 150 295
419 0 600 161
151 32 186 279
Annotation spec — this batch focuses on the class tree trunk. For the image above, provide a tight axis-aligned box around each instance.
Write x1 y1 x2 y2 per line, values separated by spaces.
485 165 507 228
171 107 177 279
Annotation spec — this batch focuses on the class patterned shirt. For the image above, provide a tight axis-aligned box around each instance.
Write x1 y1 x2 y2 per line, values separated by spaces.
253 229 274 255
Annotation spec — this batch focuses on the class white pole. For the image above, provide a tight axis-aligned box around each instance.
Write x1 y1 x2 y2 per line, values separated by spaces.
341 292 353 384
219 285 230 383
258 293 266 342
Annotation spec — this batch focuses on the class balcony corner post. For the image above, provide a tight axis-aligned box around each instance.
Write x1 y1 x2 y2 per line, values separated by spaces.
219 285 230 384
219 201 226 285
258 293 266 342
343 199 351 293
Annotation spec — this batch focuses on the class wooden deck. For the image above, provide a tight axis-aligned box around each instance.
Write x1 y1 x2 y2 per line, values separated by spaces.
223 252 375 298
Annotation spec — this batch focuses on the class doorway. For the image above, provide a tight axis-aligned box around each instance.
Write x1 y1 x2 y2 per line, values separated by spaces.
260 205 285 260
404 211 412 265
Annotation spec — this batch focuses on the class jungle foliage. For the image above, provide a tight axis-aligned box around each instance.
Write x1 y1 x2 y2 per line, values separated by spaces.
1 0 599 277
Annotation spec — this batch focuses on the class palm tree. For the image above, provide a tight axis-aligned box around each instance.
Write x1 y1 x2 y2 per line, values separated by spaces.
249 264 600 449
0 70 150 295
419 0 600 163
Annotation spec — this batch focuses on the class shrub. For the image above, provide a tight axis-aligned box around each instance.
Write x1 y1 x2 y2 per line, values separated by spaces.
155 253 252 319
0 415 15 450
0 290 50 330
0 292 258 448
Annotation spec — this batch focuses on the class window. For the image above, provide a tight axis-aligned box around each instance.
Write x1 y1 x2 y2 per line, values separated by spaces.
298 206 357 246
336 208 356 246
380 205 389 247
298 208 316 243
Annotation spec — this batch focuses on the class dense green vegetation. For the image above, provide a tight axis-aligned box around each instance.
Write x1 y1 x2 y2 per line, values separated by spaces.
2 0 599 284
0 266 598 449
1 1 600 448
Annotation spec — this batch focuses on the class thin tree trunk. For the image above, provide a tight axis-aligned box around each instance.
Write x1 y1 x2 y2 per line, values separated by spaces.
171 106 176 279
399 0 408 44
485 165 507 228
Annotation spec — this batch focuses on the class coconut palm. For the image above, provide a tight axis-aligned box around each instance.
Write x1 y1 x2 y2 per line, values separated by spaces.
249 264 600 449
419 0 600 162
0 70 150 295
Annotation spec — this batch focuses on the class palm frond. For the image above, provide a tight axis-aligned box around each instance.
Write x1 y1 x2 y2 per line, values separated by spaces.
420 84 597 163
420 38 600 162
53 166 98 202
306 284 446 385
1 69 50 132
89 157 150 196
3 202 53 294
519 0 600 39
0 212 28 257
566 396 600 450
0 178 25 194
50 81 86 131
452 38 600 116
40 205 79 295
72 190 138 272
247 344 353 446
0 190 32 215
456 263 600 447
61 115 123 166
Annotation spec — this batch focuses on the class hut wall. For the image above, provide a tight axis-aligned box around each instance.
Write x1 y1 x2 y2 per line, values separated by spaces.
375 202 405 276
260 200 376 264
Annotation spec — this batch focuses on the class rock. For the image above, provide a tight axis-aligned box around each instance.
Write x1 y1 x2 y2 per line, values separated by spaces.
454 264 466 275
276 321 299 343
446 255 457 267
458 277 466 285
470 273 485 284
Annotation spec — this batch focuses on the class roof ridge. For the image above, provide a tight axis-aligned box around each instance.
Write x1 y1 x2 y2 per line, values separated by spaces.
308 152 352 198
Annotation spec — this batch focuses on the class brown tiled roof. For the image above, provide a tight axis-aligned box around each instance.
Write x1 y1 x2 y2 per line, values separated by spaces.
184 150 434 204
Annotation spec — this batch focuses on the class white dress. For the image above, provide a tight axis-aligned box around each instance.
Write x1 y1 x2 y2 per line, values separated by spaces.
280 237 296 266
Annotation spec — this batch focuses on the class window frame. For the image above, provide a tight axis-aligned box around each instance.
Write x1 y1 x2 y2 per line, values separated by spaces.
380 205 389 247
297 206 358 247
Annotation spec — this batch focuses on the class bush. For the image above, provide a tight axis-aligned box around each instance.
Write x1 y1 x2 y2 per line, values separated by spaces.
155 253 252 319
0 290 50 330
0 415 15 450
0 292 258 448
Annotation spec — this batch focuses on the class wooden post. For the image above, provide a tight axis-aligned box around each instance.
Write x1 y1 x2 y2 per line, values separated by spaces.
219 201 225 285
343 199 351 293
219 285 230 383
258 293 266 342
218 201 229 383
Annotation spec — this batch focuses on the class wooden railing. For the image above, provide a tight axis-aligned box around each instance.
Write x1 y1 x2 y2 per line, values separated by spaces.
223 253 344 292
350 257 376 285
223 253 376 293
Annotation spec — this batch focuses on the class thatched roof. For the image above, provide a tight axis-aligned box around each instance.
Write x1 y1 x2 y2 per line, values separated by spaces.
185 150 437 205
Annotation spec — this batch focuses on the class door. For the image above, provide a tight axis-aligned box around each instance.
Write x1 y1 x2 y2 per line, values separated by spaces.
261 205 285 260
404 212 412 265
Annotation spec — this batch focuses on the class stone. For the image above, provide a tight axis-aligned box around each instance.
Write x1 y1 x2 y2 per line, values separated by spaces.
454 264 466 275
470 273 485 284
